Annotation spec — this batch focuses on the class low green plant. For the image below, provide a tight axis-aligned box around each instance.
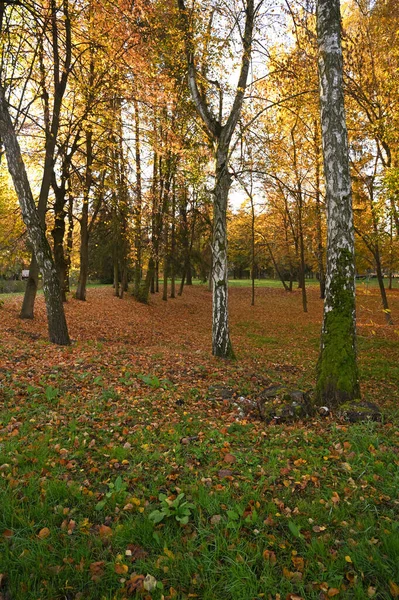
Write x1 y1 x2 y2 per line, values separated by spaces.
149 493 195 525
44 385 59 403
95 476 128 511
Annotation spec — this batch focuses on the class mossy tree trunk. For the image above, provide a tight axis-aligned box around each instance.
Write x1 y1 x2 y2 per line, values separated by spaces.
315 0 360 406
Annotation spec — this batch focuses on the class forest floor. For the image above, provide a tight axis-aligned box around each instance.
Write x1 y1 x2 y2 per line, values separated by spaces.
0 284 399 600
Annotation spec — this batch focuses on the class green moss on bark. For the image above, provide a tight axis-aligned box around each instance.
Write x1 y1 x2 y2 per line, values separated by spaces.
316 248 360 407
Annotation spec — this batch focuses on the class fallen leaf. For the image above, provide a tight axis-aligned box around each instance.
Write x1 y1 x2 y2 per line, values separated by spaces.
90 561 105 582
126 544 148 562
143 574 157 591
98 524 112 539
2 530 13 538
115 563 129 575
328 588 340 597
389 581 399 597
217 469 232 478
224 453 236 464
37 527 50 539
345 555 352 563
125 573 145 594
210 514 222 525
263 549 277 564
292 555 304 571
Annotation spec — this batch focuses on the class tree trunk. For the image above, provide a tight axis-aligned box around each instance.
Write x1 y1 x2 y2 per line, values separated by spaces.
169 177 176 298
51 188 67 302
76 223 89 301
20 0 71 318
375 250 393 325
298 194 308 313
0 84 70 345
250 191 255 306
65 192 74 293
75 130 92 301
315 121 326 299
114 259 120 297
315 0 360 406
133 97 142 298
212 147 234 358
136 257 155 304
20 256 39 318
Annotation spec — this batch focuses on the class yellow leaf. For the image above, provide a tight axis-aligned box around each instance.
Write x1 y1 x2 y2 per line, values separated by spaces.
164 547 175 559
345 555 352 563
114 563 128 575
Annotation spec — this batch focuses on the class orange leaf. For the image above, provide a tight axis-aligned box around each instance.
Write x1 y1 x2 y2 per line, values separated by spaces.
37 527 50 539
99 524 112 539
90 561 105 582
389 581 399 597
115 563 129 575
328 588 340 597
126 573 145 594
224 453 236 464
292 556 304 571
3 529 13 538
263 549 276 564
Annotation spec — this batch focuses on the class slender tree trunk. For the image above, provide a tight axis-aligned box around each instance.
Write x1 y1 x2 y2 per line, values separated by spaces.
315 0 360 406
65 192 74 293
170 178 176 299
51 190 67 302
212 146 234 358
250 193 255 306
265 240 289 291
76 224 89 301
133 97 142 298
388 214 393 291
298 193 308 313
179 271 186 296
315 122 326 299
114 259 119 297
136 257 155 304
20 256 39 318
75 130 92 301
375 250 393 325
0 85 70 345
119 265 127 299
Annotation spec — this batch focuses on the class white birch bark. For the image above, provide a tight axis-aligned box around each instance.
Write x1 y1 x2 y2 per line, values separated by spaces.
177 0 254 358
316 0 360 405
0 84 70 345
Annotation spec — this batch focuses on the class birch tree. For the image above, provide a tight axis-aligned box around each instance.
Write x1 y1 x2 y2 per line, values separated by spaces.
315 0 360 406
0 84 70 345
177 0 255 358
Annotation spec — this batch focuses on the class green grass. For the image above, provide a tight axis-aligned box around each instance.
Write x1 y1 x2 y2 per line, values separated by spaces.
1 374 399 599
